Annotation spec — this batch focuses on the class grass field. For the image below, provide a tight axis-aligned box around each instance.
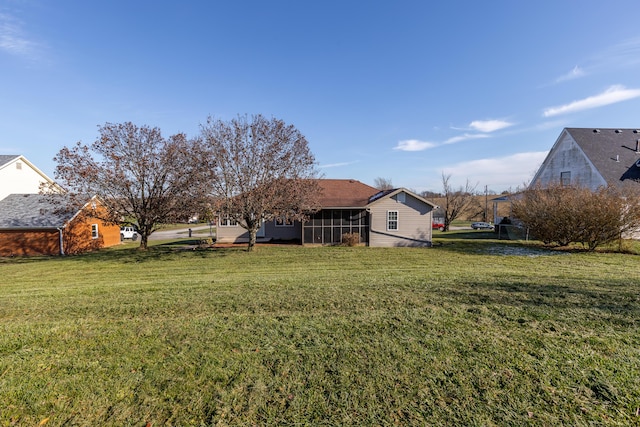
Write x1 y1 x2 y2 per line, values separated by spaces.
1 233 639 426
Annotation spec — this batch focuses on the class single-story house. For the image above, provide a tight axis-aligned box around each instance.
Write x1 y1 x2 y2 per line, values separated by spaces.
0 154 58 201
216 179 438 247
0 194 121 256
530 128 640 189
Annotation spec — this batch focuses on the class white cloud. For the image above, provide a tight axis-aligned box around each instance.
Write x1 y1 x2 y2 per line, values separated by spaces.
555 65 586 83
320 161 359 169
443 133 490 145
595 37 640 70
0 12 38 57
440 151 549 190
395 129 497 153
468 119 514 133
543 85 640 117
393 139 436 152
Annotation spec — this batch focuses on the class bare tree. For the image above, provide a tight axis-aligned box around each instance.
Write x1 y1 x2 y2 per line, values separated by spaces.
513 183 640 250
374 177 394 190
200 114 320 251
440 173 478 231
421 190 443 198
54 122 213 250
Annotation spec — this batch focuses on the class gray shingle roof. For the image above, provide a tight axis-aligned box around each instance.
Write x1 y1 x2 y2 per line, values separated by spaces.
0 155 20 168
0 194 74 229
567 128 640 186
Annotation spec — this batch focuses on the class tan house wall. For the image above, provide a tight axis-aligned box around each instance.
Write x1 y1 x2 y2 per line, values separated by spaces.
216 221 249 243
369 192 433 247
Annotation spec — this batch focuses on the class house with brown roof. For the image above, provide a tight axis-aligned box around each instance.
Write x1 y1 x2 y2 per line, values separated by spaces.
0 194 120 256
216 179 437 247
530 128 640 189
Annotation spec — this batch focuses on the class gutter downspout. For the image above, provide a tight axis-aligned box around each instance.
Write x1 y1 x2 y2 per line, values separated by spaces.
57 227 65 256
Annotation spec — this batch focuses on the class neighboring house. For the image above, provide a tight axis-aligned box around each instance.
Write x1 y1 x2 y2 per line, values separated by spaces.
0 155 58 201
216 179 437 247
0 194 120 256
530 128 640 189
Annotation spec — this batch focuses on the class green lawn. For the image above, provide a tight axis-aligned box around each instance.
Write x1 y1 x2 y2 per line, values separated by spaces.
1 234 639 426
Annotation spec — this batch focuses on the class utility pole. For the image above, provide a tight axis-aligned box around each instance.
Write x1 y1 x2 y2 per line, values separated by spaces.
484 185 488 223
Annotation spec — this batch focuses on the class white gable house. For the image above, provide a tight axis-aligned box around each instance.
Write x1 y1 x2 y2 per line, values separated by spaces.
0 155 57 201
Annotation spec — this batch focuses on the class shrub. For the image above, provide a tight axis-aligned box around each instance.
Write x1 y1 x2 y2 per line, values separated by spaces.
341 232 360 246
513 183 640 250
199 238 214 248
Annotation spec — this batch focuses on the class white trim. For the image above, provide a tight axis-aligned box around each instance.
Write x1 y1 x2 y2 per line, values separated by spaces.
387 210 398 231
91 223 99 239
275 216 294 227
219 215 238 227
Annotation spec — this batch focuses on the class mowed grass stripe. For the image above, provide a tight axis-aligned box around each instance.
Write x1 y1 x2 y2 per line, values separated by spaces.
1 238 639 425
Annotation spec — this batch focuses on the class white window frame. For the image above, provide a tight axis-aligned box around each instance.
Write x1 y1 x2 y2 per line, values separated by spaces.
387 210 398 231
91 224 99 239
219 215 238 227
275 216 294 227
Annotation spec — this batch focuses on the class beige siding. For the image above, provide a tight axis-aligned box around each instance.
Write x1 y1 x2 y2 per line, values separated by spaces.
369 192 433 247
216 223 250 243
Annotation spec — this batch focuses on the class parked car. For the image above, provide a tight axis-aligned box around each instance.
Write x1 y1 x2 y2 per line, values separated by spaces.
432 220 445 231
120 226 138 241
471 222 494 230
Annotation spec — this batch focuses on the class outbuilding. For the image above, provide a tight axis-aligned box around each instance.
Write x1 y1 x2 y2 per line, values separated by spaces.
0 194 120 256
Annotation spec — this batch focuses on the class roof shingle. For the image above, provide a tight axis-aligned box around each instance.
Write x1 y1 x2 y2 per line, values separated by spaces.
567 128 640 186
0 194 74 229
317 179 379 208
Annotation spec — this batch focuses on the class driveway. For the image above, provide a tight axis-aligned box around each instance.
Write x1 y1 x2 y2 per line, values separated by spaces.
148 225 214 241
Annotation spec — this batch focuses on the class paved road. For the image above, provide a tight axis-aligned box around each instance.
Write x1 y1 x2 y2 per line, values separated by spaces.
148 225 214 240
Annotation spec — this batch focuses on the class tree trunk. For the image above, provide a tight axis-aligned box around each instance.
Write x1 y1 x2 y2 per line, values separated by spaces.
138 233 149 250
247 228 257 252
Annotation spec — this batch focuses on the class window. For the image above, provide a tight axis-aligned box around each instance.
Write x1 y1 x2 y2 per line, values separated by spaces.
387 211 398 231
275 216 294 227
560 171 571 186
397 192 406 203
219 215 238 227
91 224 99 239
16 162 22 170
302 209 370 245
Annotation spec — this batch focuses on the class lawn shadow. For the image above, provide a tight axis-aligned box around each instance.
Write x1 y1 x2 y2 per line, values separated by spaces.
434 229 497 240
0 239 245 265
437 279 640 320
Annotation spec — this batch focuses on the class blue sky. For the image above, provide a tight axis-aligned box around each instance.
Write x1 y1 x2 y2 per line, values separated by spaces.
3 1 640 193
